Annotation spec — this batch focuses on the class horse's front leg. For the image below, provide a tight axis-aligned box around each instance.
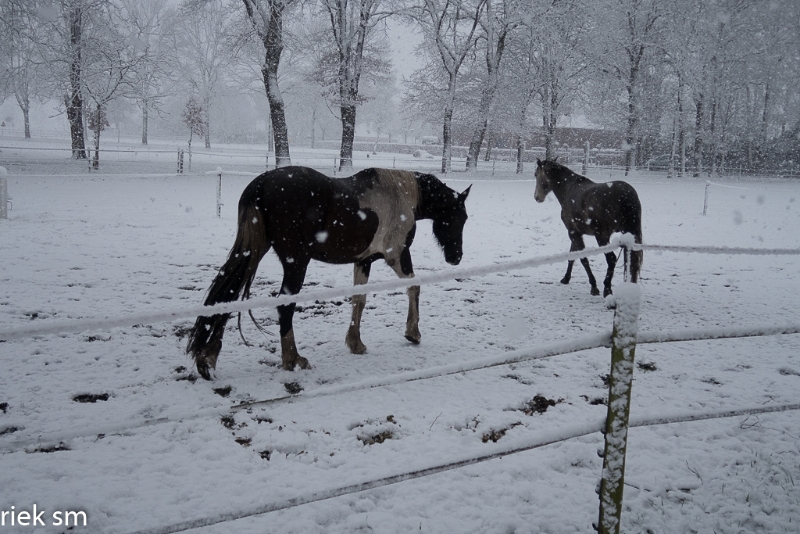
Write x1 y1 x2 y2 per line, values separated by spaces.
568 232 599 295
277 258 311 371
405 284 421 344
601 251 617 297
345 260 372 354
394 246 420 344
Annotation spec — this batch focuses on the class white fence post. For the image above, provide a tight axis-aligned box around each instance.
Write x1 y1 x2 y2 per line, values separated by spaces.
597 249 642 534
0 175 8 219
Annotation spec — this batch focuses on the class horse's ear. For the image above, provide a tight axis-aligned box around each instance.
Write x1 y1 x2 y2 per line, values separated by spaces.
553 155 560 163
536 158 543 166
459 184 472 201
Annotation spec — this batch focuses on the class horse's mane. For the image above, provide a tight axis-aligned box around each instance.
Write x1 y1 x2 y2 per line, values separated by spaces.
540 159 588 182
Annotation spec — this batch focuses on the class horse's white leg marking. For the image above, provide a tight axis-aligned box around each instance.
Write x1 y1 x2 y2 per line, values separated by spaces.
405 285 421 344
281 329 311 370
345 263 369 354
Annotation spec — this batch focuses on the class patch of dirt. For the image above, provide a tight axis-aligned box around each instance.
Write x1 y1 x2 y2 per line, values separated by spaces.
0 402 8 414
220 414 236 429
521 395 561 415
29 442 70 454
482 422 523 443
213 385 233 398
72 393 110 403
359 430 393 445
0 426 20 436
172 325 192 339
259 449 272 460
637 361 658 372
284 382 303 394
234 437 252 447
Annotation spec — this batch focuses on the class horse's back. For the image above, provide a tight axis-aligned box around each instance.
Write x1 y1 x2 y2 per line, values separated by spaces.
577 180 641 240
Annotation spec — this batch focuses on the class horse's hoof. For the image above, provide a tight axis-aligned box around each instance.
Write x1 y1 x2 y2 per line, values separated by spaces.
560 278 570 285
349 343 367 355
405 334 421 345
603 288 613 298
282 356 312 371
590 287 600 296
346 328 367 354
196 359 214 380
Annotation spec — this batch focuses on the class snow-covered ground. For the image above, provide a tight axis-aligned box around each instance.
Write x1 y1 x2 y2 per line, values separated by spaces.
1 138 799 533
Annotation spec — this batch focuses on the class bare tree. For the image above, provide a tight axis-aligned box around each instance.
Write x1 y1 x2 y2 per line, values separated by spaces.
588 0 665 174
317 0 393 171
80 3 139 169
241 0 295 166
173 0 236 149
0 0 49 138
464 0 519 171
120 0 177 145
408 0 484 173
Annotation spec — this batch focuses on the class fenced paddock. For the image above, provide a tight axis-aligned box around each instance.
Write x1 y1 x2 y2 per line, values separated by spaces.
1 152 799 533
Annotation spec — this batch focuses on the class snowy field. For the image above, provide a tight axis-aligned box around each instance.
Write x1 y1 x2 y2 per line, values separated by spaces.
1 138 800 533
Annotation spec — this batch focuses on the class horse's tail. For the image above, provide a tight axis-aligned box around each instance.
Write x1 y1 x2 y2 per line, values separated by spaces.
186 200 270 379
625 192 643 284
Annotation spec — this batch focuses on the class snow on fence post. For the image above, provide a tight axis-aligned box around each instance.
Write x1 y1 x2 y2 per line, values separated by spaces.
597 256 641 534
216 169 223 218
0 173 7 219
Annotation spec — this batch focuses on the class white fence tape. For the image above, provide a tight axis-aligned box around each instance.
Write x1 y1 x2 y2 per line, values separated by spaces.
3 243 798 343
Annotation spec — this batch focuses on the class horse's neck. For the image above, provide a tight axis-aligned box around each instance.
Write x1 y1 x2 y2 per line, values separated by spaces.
551 170 590 205
415 175 442 220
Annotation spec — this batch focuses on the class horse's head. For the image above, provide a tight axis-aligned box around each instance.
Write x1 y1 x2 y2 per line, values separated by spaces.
419 174 471 265
534 159 553 203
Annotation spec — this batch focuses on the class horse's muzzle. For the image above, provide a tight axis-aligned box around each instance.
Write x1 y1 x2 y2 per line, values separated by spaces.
446 254 462 265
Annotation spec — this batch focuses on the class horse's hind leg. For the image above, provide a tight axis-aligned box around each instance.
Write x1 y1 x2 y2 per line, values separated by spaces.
277 259 311 370
602 251 617 297
345 260 371 354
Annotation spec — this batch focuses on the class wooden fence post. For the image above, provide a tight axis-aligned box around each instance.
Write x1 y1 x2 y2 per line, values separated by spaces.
216 171 223 218
597 248 641 534
0 175 8 219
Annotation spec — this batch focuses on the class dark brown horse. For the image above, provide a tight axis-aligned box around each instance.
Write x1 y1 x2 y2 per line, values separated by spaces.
534 159 642 297
187 166 471 379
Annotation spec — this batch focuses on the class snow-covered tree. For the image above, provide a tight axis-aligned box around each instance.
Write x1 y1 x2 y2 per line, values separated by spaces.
315 0 393 171
172 0 236 149
241 0 296 166
406 0 484 173
120 0 177 145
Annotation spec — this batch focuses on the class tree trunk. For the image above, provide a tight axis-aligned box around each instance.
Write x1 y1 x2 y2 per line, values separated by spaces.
204 95 211 149
441 105 454 174
142 102 148 145
516 106 528 174
22 104 31 139
67 5 87 159
694 91 704 177
258 3 291 168
339 102 357 171
92 126 101 170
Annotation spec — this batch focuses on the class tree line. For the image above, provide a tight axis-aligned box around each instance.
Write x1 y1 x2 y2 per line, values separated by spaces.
1 0 798 175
